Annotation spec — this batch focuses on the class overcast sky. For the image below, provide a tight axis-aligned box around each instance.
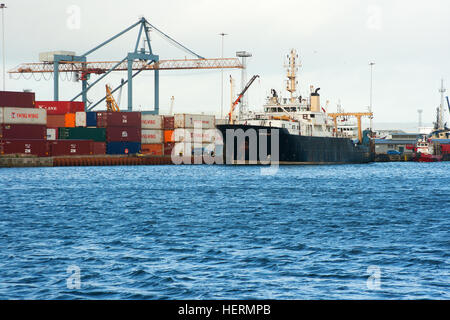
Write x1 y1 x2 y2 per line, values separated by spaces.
3 0 450 124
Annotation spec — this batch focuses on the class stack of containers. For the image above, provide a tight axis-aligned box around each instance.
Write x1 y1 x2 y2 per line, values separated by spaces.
173 114 216 157
141 114 164 156
36 101 85 141
140 114 177 156
0 91 48 157
36 101 106 156
163 116 175 156
97 112 142 155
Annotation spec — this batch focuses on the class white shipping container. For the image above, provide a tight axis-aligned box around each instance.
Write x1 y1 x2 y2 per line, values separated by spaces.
141 129 163 144
0 107 47 125
174 114 215 129
174 128 219 143
46 128 57 141
75 112 87 127
142 114 163 129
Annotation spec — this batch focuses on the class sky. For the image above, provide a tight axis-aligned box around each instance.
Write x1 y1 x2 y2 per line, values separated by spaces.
2 0 450 125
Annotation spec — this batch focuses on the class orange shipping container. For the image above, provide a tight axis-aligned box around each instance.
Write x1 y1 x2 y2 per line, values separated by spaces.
64 113 76 128
164 130 175 143
141 144 163 156
47 115 66 128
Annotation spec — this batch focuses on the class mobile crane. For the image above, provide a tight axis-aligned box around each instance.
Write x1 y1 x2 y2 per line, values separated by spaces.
228 75 259 124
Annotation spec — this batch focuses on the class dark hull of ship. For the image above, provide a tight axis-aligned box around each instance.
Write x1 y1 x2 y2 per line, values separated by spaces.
216 124 374 164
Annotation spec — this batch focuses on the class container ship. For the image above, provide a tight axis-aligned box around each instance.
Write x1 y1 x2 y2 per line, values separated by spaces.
216 50 374 164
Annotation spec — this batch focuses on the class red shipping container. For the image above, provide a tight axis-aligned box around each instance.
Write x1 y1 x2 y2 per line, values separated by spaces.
163 116 175 129
49 140 93 156
91 142 106 155
35 101 85 115
164 142 175 156
47 115 66 128
97 112 141 127
0 139 49 157
0 124 47 140
106 127 141 142
0 91 35 108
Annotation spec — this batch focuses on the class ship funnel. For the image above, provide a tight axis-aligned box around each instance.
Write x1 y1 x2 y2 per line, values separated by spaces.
311 88 321 112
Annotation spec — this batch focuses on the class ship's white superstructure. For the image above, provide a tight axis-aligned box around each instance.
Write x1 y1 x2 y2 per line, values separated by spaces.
234 49 346 138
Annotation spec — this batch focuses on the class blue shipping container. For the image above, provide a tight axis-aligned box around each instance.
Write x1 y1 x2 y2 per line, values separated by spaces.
86 112 98 127
106 142 141 155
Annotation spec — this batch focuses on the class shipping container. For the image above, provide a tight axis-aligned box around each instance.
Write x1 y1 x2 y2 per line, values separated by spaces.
141 143 164 156
49 140 93 156
106 127 141 142
0 107 47 125
46 128 58 141
174 114 215 129
174 128 218 143
0 124 46 140
163 116 175 130
91 142 106 155
106 142 141 155
0 91 35 108
164 130 175 143
75 112 86 127
35 101 85 115
64 113 76 128
141 129 163 144
47 115 66 128
0 139 49 157
97 112 141 127
141 114 163 129
58 127 106 142
164 142 175 156
86 112 97 127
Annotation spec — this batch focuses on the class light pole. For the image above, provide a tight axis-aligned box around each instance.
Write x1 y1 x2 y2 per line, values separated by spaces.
369 62 375 130
219 33 227 119
0 3 6 91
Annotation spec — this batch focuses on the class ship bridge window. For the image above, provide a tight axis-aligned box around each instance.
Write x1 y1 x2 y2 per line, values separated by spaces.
310 114 315 118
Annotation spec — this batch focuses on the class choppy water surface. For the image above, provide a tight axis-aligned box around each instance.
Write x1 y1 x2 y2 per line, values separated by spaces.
0 162 448 300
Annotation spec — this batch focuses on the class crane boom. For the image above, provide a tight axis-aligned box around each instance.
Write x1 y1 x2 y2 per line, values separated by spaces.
229 75 259 124
105 85 120 112
8 58 243 74
447 96 450 113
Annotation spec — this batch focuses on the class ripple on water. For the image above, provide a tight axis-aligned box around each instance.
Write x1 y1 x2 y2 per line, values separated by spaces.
0 163 449 299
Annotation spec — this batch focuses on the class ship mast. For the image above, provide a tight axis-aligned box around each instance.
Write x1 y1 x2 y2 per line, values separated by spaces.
438 79 446 130
285 49 300 104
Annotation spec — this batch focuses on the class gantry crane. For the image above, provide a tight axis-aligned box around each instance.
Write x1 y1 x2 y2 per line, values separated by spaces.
8 17 243 114
229 75 259 124
328 112 373 143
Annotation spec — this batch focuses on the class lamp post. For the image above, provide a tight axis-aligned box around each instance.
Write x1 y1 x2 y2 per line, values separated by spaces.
369 62 375 130
0 3 6 91
219 33 227 119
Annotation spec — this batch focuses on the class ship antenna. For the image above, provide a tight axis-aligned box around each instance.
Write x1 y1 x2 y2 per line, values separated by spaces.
285 49 301 104
438 79 446 130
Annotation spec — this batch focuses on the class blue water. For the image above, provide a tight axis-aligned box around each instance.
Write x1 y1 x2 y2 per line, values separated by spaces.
0 163 448 300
